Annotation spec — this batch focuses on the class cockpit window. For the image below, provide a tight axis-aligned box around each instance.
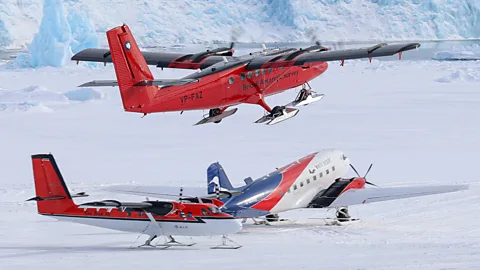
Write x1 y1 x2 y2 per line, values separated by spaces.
208 206 221 214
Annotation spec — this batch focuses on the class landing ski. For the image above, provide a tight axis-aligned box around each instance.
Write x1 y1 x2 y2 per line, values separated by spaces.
195 108 238 126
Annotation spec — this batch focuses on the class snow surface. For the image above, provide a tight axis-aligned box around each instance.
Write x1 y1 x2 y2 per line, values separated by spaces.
1 0 480 48
0 58 479 269
0 83 104 112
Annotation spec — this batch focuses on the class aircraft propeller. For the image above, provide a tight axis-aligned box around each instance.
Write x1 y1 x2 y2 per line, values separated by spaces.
349 163 377 187
228 27 244 54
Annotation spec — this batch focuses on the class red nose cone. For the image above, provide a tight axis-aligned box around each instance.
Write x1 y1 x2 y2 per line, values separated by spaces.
340 177 366 195
231 49 235 55
354 177 366 189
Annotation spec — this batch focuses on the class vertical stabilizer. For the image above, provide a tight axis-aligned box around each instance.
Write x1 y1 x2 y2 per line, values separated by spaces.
30 154 75 214
207 162 234 194
106 24 155 112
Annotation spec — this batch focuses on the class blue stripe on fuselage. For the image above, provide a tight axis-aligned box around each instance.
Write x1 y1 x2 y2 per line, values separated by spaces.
222 171 283 211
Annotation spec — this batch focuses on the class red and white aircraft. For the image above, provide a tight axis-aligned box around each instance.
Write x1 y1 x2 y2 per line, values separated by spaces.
106 149 468 225
28 154 242 248
72 24 420 125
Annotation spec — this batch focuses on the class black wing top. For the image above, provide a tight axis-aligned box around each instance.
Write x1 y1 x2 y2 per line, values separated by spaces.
72 48 229 70
244 43 420 70
77 78 199 87
72 43 419 71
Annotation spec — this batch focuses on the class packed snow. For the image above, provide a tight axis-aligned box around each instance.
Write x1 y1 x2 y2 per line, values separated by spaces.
0 83 104 112
1 0 480 48
0 57 479 269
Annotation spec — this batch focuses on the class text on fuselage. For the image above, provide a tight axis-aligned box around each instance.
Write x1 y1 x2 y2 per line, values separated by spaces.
314 158 332 169
180 91 203 104
242 71 299 90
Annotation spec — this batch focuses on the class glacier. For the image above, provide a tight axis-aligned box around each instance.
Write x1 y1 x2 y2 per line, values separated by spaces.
67 6 99 54
432 44 480 61
0 19 12 47
0 0 479 49
28 0 73 67
10 0 99 68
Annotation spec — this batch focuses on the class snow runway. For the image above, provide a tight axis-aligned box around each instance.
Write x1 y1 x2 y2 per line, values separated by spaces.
0 59 479 269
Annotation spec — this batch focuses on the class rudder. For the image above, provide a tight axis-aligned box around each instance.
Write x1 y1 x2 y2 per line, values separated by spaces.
207 162 234 194
106 24 155 112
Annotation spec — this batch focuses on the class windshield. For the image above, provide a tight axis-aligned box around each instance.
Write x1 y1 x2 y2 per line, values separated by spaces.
208 206 221 214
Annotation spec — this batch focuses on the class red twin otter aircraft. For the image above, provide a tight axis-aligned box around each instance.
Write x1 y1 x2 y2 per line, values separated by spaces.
27 154 242 249
72 24 421 125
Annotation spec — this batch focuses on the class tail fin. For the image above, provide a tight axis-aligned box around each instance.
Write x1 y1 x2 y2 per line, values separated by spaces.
207 162 234 194
30 154 75 214
106 24 155 112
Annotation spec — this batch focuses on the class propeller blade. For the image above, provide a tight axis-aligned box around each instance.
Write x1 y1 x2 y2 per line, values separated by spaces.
364 164 373 178
365 181 378 187
349 164 361 177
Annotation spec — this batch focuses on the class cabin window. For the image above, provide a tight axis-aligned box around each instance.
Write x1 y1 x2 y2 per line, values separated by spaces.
229 77 234 84
320 172 323 177
326 169 330 174
126 210 132 216
209 206 221 214
248 71 253 79
307 179 310 184
138 211 144 216
313 175 317 181
255 70 260 77
240 73 246 80
268 68 273 73
300 182 304 187
187 212 193 218
280 67 284 70
280 191 285 196
201 208 209 216
293 184 298 190
262 69 266 75
332 166 336 171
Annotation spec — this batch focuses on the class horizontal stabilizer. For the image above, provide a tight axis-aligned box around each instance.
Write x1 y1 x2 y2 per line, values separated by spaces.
329 184 469 207
71 192 89 198
78 79 198 87
26 195 66 201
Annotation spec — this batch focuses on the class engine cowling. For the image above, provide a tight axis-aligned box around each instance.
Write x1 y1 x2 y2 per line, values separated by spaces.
307 177 365 208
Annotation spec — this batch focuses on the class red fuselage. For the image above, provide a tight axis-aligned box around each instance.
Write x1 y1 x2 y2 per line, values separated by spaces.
144 62 328 112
